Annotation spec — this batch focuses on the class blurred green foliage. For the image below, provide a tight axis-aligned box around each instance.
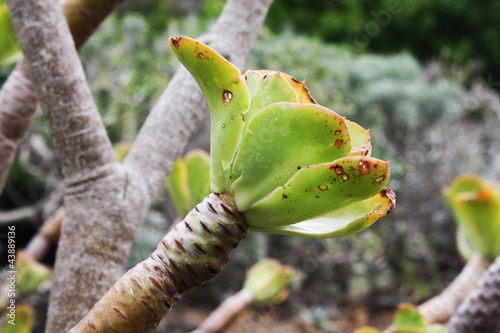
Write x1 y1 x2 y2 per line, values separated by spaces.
0 0 21 68
265 0 500 87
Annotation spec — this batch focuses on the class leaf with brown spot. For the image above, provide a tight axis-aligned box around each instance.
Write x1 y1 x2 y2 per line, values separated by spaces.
169 36 250 193
243 156 390 228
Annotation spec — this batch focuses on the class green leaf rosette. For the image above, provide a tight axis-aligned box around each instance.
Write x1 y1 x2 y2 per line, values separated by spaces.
444 173 500 259
170 36 395 238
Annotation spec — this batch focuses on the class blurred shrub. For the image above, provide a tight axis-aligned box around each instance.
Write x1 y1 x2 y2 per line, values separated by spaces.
265 0 500 88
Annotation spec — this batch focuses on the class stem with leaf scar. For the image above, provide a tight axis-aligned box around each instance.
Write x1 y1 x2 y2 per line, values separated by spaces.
70 193 247 333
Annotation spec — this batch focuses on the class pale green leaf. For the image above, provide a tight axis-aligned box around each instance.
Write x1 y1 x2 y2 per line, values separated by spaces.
185 149 211 206
166 157 191 218
250 189 395 238
393 303 428 333
346 120 372 156
231 102 351 211
243 156 390 227
169 36 249 192
0 3 21 68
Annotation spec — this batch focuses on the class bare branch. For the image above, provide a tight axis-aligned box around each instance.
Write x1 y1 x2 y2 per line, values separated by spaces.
125 0 274 203
191 289 254 333
6 0 116 184
25 206 65 261
0 0 125 192
0 61 37 191
418 254 490 324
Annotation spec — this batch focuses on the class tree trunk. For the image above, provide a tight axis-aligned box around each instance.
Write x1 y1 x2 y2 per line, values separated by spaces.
0 0 125 192
6 0 272 331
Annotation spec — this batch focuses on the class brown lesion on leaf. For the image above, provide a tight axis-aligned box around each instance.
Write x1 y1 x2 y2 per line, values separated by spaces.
334 139 344 148
330 165 344 175
197 52 206 60
318 184 329 191
375 175 386 183
383 187 397 214
358 159 371 174
282 194 288 199
171 36 181 49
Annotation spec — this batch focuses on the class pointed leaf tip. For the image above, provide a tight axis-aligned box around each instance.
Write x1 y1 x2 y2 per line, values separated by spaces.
169 36 250 193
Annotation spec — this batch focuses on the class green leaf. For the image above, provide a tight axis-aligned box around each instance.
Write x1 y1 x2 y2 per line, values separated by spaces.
230 102 351 211
346 120 372 156
241 71 298 136
17 251 52 296
243 258 295 304
444 174 500 259
393 303 428 333
1 304 34 333
0 3 21 68
166 157 191 218
251 70 317 104
251 189 395 238
243 156 390 227
169 36 250 193
185 149 211 206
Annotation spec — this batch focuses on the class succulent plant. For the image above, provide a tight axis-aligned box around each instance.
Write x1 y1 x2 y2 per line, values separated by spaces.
70 37 395 333
353 303 446 333
243 258 295 304
171 36 395 238
192 259 295 333
444 173 500 260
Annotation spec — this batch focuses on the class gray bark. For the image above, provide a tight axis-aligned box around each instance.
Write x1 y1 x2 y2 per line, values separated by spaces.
447 255 500 333
6 0 272 331
0 0 125 193
0 60 37 191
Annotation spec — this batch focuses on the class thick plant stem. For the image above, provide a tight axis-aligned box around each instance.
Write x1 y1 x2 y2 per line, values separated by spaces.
70 193 247 333
191 289 254 333
447 255 500 333
417 253 490 324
